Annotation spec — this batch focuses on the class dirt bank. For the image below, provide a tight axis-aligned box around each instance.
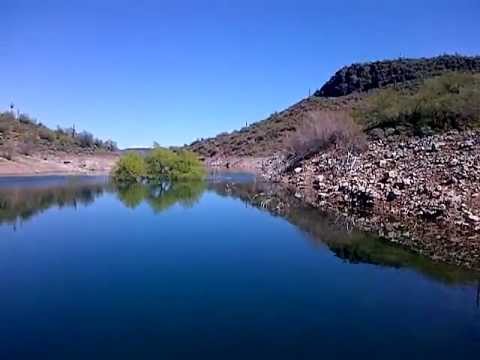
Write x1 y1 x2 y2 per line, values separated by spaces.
0 152 119 176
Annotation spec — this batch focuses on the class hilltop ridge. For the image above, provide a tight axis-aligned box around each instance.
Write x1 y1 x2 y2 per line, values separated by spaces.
315 54 480 97
188 54 480 159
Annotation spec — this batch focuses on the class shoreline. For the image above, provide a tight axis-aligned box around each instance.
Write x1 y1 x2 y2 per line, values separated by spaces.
2 138 479 270
208 130 480 270
0 170 111 178
0 152 119 178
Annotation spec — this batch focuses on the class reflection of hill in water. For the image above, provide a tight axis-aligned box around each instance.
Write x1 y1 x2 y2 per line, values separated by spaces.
0 175 478 286
0 177 206 225
0 176 112 225
209 180 480 286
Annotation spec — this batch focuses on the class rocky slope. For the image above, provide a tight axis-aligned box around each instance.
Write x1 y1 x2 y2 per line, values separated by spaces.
0 111 120 175
188 55 480 160
315 54 480 97
274 130 480 270
0 112 117 158
188 94 364 158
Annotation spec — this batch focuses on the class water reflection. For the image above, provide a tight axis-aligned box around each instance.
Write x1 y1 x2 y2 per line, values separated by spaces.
209 179 480 286
116 181 205 212
0 174 478 286
0 176 112 226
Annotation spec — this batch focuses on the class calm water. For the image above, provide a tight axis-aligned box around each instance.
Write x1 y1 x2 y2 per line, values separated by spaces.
0 175 479 359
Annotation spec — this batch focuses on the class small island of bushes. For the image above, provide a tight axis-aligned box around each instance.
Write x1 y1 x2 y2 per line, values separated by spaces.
112 147 205 183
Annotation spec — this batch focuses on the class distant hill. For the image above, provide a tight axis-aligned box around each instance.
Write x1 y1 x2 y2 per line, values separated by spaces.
187 94 363 158
187 54 480 159
0 111 117 160
315 54 480 97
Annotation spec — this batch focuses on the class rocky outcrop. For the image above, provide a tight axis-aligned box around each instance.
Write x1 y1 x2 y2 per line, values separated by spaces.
276 130 480 270
315 55 480 97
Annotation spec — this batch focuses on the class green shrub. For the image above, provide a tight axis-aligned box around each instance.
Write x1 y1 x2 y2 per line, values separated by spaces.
356 72 480 132
145 147 180 180
169 150 206 180
112 153 146 183
113 148 205 183
145 148 205 181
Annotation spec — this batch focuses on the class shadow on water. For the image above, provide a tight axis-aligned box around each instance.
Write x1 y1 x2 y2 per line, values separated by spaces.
0 174 479 288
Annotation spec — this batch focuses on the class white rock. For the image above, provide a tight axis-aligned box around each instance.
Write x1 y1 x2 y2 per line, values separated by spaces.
468 214 480 223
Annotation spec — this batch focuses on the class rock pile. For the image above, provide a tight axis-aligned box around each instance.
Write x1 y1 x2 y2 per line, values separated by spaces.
278 130 480 269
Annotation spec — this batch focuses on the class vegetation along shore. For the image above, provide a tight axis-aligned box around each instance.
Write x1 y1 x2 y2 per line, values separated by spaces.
0 111 119 175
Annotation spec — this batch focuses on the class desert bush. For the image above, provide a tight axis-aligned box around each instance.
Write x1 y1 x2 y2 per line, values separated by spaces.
77 131 94 148
103 140 118 151
38 128 56 141
18 139 36 156
0 113 15 135
0 142 15 160
0 121 10 133
57 133 75 147
412 72 480 129
18 113 36 125
356 72 480 132
0 112 16 122
287 111 366 157
112 153 147 183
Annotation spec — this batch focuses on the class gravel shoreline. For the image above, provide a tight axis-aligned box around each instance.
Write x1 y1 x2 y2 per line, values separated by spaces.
269 130 480 270
209 130 480 270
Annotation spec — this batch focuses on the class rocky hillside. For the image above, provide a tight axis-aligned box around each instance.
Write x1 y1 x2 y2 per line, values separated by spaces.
0 111 117 160
188 94 364 158
315 54 480 97
188 55 480 159
277 130 480 270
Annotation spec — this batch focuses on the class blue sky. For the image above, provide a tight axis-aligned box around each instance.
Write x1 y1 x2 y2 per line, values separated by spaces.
3 0 480 148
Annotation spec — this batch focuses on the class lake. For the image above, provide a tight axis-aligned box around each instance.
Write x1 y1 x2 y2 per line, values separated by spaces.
0 174 479 359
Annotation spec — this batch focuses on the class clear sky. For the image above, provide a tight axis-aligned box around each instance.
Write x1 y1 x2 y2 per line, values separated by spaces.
3 0 480 148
